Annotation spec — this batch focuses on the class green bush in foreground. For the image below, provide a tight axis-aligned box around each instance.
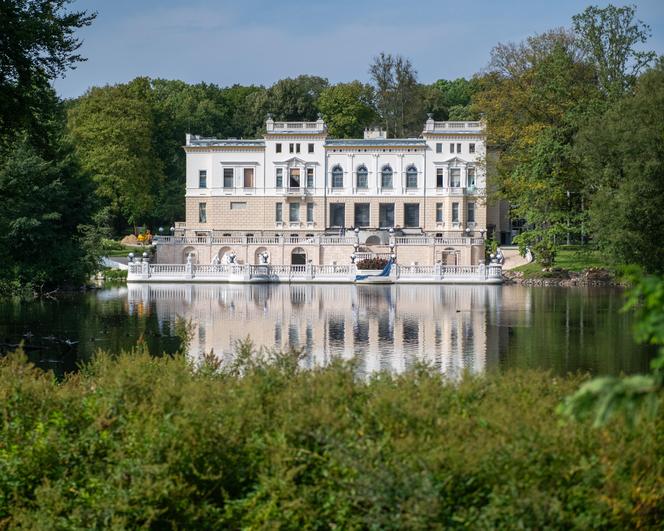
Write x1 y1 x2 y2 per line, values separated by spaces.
0 346 661 529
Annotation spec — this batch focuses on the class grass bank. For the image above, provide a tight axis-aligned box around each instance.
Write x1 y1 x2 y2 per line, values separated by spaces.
0 345 661 528
511 246 622 280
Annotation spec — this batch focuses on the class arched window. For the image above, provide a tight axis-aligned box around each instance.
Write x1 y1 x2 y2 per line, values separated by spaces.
406 165 418 188
331 165 344 188
356 165 368 189
381 165 393 189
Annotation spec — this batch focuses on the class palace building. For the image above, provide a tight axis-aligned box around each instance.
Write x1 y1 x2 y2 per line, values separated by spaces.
154 115 509 267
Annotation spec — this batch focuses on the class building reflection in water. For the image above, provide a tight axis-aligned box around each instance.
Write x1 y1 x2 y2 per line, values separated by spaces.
127 283 527 377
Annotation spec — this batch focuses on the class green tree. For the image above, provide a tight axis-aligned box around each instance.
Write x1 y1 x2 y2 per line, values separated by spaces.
317 81 377 137
474 30 599 265
265 75 329 121
0 0 95 146
573 4 656 98
576 61 664 273
0 130 99 290
67 78 165 234
369 53 422 137
423 78 479 120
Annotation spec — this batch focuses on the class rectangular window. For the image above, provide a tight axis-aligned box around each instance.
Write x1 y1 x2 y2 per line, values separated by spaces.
436 143 442 153
276 168 283 188
356 169 368 189
308 143 314 153
223 168 234 188
332 169 344 188
354 203 370 227
289 168 300 188
198 202 207 223
450 143 455 153
289 143 294 153
330 204 345 227
379 203 395 228
306 168 314 188
404 203 420 228
469 143 475 154
307 202 314 222
276 143 282 153
467 168 476 188
436 168 444 188
381 169 393 189
275 202 283 222
230 202 246 210
296 143 301 153
406 170 418 188
436 203 443 223
199 170 207 188
450 168 461 187
289 203 300 222
468 202 475 223
243 168 254 188
452 202 459 223
457 143 462 153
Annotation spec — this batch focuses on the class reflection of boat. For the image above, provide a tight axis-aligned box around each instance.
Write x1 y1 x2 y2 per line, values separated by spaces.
355 260 394 284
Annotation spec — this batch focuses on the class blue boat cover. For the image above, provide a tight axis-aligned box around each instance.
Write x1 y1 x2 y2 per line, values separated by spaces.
355 259 393 281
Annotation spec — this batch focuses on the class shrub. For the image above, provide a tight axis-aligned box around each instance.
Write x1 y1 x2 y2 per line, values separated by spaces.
356 257 389 270
0 344 661 528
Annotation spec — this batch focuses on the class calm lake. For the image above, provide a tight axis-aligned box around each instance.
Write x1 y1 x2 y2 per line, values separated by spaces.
0 284 654 378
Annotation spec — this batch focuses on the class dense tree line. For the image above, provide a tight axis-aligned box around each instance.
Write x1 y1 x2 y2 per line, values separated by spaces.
2 1 663 292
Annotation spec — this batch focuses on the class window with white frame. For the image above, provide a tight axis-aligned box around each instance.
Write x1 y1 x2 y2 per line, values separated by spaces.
450 168 461 187
289 203 300 222
243 168 254 188
467 168 476 188
289 143 294 153
330 203 345 226
290 168 301 188
223 168 234 188
456 143 461 153
275 202 283 222
404 203 420 227
198 202 207 223
331 165 344 188
308 143 314 153
276 168 283 188
450 143 455 153
406 165 418 188
356 165 368 189
381 165 393 189
467 202 475 223
199 170 207 188
469 143 475 154
379 203 395 227
276 143 282 153
436 168 444 188
452 202 459 223
296 143 301 153
306 202 314 222
306 167 314 188
436 143 442 153
436 202 443 222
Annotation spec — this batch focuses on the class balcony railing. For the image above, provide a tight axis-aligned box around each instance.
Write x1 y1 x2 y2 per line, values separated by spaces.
153 235 486 246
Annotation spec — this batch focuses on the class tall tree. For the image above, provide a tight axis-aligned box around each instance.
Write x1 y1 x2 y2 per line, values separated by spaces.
576 61 664 273
473 30 600 264
0 0 94 146
573 4 656 98
265 75 329 122
67 78 164 234
369 53 421 137
317 81 377 138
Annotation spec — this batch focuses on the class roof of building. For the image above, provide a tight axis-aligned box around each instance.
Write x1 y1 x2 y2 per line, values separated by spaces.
325 138 426 147
186 136 265 147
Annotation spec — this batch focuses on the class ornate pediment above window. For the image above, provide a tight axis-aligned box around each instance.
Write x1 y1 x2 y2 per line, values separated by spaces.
275 157 319 167
434 156 469 166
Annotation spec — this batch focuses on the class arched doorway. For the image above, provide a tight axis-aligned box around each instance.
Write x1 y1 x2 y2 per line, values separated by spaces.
217 246 238 264
182 246 197 264
365 235 381 246
440 248 459 265
291 247 307 265
254 246 269 264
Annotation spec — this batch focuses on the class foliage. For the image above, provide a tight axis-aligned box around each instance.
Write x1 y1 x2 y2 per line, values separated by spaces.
369 53 422 137
0 0 95 145
66 78 165 233
560 270 664 427
356 257 389 270
0 132 100 291
423 77 479 121
512 246 611 278
0 344 661 528
575 60 664 274
573 4 656 98
317 81 377 138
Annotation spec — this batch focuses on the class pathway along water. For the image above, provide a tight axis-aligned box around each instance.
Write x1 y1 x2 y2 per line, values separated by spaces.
0 284 654 378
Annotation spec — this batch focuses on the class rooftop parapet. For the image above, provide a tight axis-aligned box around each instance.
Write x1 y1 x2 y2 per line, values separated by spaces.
423 114 484 134
265 113 326 134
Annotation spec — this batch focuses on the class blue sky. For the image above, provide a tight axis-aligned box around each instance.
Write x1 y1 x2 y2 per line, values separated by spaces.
55 0 664 98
